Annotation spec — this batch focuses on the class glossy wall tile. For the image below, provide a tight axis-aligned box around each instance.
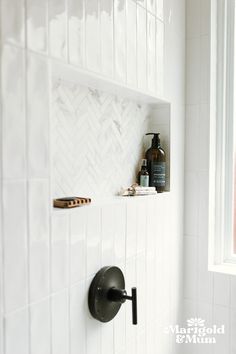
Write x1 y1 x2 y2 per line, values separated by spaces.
27 0 48 54
2 46 26 179
49 0 67 60
0 0 184 354
100 0 114 77
68 0 85 66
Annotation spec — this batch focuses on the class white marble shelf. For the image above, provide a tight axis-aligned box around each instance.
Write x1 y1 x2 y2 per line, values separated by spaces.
50 58 170 107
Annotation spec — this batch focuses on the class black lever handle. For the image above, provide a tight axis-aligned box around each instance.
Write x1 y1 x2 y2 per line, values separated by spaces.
108 287 137 325
131 288 137 325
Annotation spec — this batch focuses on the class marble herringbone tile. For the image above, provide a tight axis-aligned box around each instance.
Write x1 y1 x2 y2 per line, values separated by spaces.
52 79 150 199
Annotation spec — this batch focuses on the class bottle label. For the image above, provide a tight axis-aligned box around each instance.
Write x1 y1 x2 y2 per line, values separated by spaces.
140 175 149 187
150 162 166 187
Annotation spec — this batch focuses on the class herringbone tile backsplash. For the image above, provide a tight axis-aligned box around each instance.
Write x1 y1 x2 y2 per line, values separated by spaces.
52 79 150 199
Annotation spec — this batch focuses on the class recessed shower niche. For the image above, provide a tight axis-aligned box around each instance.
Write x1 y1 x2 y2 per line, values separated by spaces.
51 63 171 201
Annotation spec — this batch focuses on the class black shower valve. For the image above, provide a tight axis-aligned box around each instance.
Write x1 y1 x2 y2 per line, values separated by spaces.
88 266 138 325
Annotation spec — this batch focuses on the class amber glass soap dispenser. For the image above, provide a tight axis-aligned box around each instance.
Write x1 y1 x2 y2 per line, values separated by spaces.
145 133 166 193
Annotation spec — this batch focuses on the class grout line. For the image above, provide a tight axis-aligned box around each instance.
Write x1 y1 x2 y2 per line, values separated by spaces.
67 214 71 354
0 2 6 354
84 207 88 354
65 0 69 64
48 20 54 353
113 0 116 82
24 0 31 352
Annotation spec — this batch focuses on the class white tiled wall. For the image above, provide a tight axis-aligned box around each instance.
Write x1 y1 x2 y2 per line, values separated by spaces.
184 1 236 354
0 0 186 354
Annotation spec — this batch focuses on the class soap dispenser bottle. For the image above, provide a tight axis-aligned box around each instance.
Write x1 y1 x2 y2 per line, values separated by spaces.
145 133 166 192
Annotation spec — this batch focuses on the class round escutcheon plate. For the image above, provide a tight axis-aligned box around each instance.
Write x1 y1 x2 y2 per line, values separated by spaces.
88 266 125 323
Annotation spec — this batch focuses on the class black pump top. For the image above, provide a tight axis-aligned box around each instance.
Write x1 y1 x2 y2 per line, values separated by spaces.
146 133 161 147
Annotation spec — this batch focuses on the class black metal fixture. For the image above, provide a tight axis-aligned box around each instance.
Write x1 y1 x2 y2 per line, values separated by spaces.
88 266 137 325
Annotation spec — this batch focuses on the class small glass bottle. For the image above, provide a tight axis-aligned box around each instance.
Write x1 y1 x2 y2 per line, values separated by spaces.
139 159 149 187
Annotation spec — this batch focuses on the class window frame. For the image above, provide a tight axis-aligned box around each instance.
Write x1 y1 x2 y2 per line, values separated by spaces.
208 0 236 274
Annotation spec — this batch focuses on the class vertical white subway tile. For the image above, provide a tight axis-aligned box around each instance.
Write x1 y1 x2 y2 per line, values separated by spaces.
197 301 213 326
3 180 28 313
186 0 200 39
125 257 136 341
137 331 145 354
49 0 67 60
136 200 147 253
156 19 164 96
136 0 146 9
86 207 101 277
70 281 86 354
147 13 156 93
136 252 146 331
156 0 163 20
230 310 236 354
186 37 201 105
147 0 155 14
30 299 50 354
0 315 3 354
201 0 210 36
183 299 197 324
51 214 69 292
185 105 200 172
27 53 49 178
5 308 29 354
126 0 137 87
184 236 198 300
0 184 2 317
146 199 155 255
137 5 147 90
198 174 209 235
101 321 114 354
27 0 48 53
114 0 127 83
200 35 210 104
127 338 136 354
86 280 101 354
100 0 113 77
146 321 155 354
230 276 236 310
70 209 87 283
68 0 85 66
114 306 126 354
213 306 230 354
126 201 137 259
184 172 199 236
2 45 26 179
198 105 210 172
146 252 155 323
1 0 25 46
114 203 126 264
28 180 50 302
51 290 69 354
197 235 213 304
85 0 100 72
213 273 230 307
101 205 114 265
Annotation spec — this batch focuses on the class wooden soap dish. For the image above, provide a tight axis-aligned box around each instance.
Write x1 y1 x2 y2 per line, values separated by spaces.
53 197 91 209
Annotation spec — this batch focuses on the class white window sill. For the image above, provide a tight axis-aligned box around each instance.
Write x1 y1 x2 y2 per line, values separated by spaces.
209 263 236 276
